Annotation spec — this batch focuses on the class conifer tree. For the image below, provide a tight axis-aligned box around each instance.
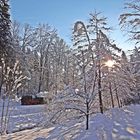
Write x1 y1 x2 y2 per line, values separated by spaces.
0 0 13 59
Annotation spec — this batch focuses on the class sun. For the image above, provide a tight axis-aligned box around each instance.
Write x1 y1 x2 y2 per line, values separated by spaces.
105 60 115 68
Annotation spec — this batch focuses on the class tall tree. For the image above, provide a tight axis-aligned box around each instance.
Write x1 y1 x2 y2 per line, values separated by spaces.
0 59 28 134
119 0 140 45
0 0 13 58
73 11 122 113
0 0 14 96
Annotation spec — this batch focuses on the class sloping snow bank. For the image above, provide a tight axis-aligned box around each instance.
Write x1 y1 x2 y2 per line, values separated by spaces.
76 105 140 140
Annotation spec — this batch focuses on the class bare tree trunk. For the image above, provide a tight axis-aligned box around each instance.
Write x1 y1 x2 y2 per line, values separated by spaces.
55 70 58 94
72 68 75 86
114 82 120 108
0 65 4 98
0 83 2 98
38 74 42 93
64 57 69 86
46 69 49 92
98 60 103 113
38 50 44 93
3 95 10 134
0 77 3 98
109 82 114 108
0 96 5 134
86 102 89 130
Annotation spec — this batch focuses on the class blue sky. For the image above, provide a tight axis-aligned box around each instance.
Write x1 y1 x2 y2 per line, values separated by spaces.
10 0 134 51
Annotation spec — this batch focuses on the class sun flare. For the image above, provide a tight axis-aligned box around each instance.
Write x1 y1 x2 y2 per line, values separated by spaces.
105 60 115 68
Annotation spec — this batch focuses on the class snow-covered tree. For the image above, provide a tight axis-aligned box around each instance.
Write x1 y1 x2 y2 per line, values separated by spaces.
72 11 122 113
47 49 98 130
0 0 15 95
0 0 13 58
119 0 140 45
0 58 29 134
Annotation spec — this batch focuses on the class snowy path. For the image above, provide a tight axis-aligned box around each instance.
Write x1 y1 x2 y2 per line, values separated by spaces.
1 127 52 140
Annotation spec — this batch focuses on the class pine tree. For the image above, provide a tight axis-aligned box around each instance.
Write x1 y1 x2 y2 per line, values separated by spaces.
0 0 14 95
0 0 13 59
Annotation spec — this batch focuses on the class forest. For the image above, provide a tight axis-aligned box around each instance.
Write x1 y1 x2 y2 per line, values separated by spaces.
0 0 140 138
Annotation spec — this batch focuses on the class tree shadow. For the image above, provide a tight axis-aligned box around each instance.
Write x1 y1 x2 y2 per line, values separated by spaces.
34 137 47 140
111 106 140 140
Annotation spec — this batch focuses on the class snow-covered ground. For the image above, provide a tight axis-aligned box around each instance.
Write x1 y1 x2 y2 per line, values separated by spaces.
1 104 140 140
0 99 47 133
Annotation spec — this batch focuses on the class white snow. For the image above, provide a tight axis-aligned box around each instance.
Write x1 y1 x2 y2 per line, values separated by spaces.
1 104 140 140
0 99 47 133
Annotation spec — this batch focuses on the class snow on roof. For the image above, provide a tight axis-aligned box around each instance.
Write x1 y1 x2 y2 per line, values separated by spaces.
37 91 48 97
